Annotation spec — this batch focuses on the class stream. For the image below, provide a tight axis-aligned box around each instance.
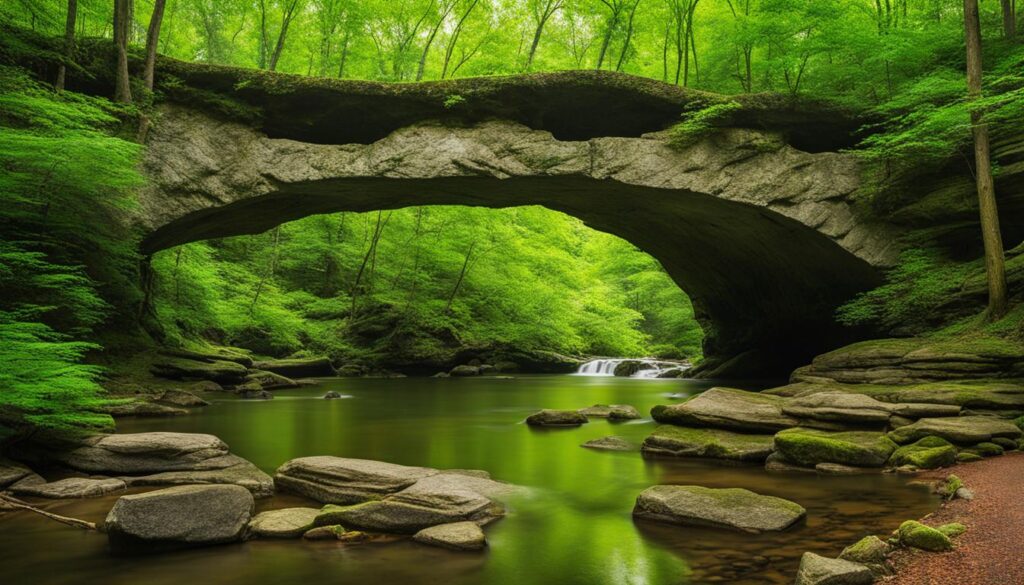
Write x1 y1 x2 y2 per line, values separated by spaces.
0 374 938 585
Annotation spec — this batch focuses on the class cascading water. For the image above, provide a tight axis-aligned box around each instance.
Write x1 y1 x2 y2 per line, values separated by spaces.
575 358 691 378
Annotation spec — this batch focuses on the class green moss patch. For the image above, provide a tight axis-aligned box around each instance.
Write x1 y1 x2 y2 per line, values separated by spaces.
774 428 897 467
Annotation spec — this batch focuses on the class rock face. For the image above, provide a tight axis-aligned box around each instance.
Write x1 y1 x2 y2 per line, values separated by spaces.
11 477 127 499
641 426 775 462
794 552 874 585
888 416 1022 445
655 388 799 432
248 507 320 538
277 457 521 534
413 521 486 551
774 428 897 468
51 433 273 497
525 409 589 427
151 357 249 383
137 76 893 377
105 485 254 551
632 485 806 533
252 357 336 378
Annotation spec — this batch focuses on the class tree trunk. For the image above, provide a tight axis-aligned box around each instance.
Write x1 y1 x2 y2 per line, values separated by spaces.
964 0 1008 319
526 0 561 71
417 2 456 81
615 0 642 72
55 0 77 91
113 0 132 103
269 0 302 72
143 0 166 91
258 0 269 69
445 241 476 313
337 28 351 78
1001 0 1017 38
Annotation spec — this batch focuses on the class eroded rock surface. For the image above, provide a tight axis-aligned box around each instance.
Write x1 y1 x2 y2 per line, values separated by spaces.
655 388 799 432
641 426 774 462
413 521 486 551
632 485 806 533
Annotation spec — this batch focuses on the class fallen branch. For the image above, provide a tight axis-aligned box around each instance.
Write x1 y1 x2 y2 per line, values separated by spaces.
0 493 97 531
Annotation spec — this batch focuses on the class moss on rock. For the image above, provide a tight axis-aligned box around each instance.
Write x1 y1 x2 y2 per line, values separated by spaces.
641 425 775 462
839 535 890 565
963 441 1005 457
888 436 956 469
937 523 966 538
898 520 952 551
774 428 897 467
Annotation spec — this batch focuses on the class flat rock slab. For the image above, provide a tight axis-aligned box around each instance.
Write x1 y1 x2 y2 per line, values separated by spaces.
632 485 806 533
248 507 320 538
100 401 189 418
768 381 1024 410
55 432 231 474
774 428 897 467
888 416 1023 445
104 485 254 551
781 392 892 426
413 521 486 551
581 436 636 451
526 409 588 426
275 456 436 504
0 458 33 489
794 552 873 585
118 456 275 498
151 357 249 383
11 477 126 499
157 389 210 407
656 388 799 433
641 426 775 462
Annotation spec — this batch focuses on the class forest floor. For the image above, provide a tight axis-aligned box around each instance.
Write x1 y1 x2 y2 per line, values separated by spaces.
883 452 1024 585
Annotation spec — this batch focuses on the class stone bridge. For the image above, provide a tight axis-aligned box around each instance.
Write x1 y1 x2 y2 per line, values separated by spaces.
134 67 898 376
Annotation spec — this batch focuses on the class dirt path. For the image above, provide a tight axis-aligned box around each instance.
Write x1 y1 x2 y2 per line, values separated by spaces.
883 452 1024 585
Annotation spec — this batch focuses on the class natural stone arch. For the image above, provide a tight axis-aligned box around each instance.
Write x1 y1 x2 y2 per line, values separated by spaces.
134 100 897 377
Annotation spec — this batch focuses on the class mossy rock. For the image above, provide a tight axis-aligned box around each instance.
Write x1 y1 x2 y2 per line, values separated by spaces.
956 452 984 463
839 535 890 565
937 523 966 538
651 404 671 422
888 437 956 469
991 437 1019 451
898 520 952 552
962 441 1004 457
641 425 775 462
774 428 897 467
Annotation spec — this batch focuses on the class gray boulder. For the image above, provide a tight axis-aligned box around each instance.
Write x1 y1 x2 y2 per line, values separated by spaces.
104 485 254 551
655 388 799 432
449 365 481 377
54 432 232 474
11 477 126 499
244 369 299 390
632 485 806 533
275 456 435 504
794 552 874 585
581 436 636 451
98 401 188 418
248 507 320 538
641 426 775 462
525 409 588 427
0 458 34 488
578 404 641 420
413 521 486 551
117 456 274 498
781 392 891 426
888 416 1023 445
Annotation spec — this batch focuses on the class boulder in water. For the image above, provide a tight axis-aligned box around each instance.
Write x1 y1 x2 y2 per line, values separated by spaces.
449 365 481 376
633 485 806 533
239 389 273 400
275 456 435 504
11 477 127 499
244 369 299 389
150 357 249 384
252 357 336 378
324 391 343 399
157 389 210 407
0 458 33 489
794 552 874 585
578 404 640 420
526 409 588 427
581 436 636 451
104 485 254 551
248 507 320 538
774 428 897 467
413 521 486 551
642 426 775 462
656 387 799 432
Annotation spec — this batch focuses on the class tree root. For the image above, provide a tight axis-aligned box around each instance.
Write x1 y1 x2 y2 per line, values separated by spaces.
0 493 97 531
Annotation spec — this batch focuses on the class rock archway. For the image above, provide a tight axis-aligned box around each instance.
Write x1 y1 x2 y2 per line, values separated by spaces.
133 68 897 376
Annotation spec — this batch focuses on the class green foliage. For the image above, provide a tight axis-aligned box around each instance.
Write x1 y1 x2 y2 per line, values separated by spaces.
668 102 743 149
443 94 466 109
837 248 974 331
151 206 703 366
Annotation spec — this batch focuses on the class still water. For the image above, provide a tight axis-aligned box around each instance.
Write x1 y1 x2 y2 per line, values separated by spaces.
0 375 937 585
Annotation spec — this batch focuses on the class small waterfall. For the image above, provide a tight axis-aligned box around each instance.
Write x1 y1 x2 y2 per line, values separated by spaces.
575 358 690 378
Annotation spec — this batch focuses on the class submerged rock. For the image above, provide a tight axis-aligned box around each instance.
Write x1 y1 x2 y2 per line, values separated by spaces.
324 391 343 399
794 552 874 585
641 426 774 462
413 521 486 551
11 477 127 499
581 436 636 451
888 416 1022 445
302 524 347 540
248 507 320 538
525 409 588 427
239 389 274 400
578 404 640 420
655 388 799 433
632 485 806 533
253 357 336 378
773 428 897 467
104 485 254 551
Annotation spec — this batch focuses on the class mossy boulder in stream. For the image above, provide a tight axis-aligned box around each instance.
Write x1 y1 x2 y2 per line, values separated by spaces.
794 552 874 585
654 388 799 432
632 485 806 533
839 535 890 565
248 508 320 539
774 428 897 467
888 416 1022 445
641 426 775 462
526 409 588 427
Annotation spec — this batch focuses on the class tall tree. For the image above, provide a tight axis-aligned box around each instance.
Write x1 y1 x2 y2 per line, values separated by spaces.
54 0 77 91
614 0 642 71
964 0 1008 319
143 0 167 91
113 0 132 103
269 0 303 71
595 0 627 70
416 0 457 81
440 0 481 78
1001 0 1017 39
525 0 563 71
